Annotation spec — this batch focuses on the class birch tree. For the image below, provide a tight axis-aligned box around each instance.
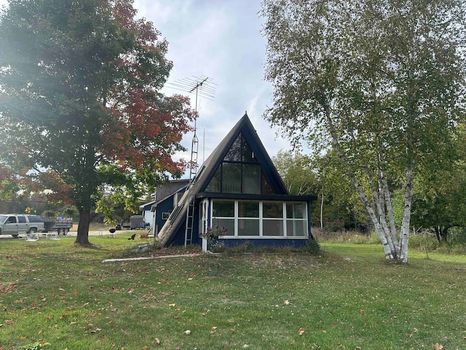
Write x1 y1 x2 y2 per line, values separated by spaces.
262 0 465 262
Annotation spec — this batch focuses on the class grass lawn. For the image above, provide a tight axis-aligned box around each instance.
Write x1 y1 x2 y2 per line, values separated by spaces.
0 235 465 349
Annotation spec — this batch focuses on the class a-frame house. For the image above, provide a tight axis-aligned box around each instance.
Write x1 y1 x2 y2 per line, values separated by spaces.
156 113 314 248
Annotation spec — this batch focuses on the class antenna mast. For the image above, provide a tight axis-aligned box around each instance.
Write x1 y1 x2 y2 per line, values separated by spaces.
187 77 208 180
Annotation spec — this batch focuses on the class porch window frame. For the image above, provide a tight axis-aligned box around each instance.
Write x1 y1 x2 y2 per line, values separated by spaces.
210 199 309 240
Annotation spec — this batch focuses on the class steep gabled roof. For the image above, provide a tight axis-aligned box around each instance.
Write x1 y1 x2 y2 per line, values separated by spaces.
157 113 288 246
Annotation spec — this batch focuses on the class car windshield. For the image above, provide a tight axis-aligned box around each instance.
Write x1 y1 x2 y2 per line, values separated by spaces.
0 215 7 223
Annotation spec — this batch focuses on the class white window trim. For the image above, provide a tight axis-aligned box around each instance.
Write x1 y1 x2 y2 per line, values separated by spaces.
211 199 309 239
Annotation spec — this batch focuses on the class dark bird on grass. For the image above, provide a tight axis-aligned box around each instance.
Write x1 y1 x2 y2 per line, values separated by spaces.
128 234 136 240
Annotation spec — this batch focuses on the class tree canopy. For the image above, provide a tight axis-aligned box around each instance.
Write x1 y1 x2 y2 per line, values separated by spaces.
262 0 465 262
0 0 194 244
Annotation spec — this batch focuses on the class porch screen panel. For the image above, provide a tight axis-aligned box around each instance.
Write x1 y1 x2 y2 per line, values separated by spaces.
286 203 307 236
263 202 284 236
212 200 235 236
238 201 259 236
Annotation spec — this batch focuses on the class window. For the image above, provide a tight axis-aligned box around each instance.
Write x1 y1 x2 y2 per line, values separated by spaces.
263 202 284 236
28 215 43 223
204 133 278 195
238 202 259 236
212 200 235 236
222 163 241 193
211 200 308 238
224 136 242 161
162 212 170 220
205 166 221 192
286 203 307 236
243 164 261 194
17 216 27 223
6 216 16 224
213 200 234 217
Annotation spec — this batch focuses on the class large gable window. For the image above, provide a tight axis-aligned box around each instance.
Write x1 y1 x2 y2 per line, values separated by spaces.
205 133 272 194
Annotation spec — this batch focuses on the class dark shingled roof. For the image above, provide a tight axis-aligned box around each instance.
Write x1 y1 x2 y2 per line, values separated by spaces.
157 113 288 246
139 179 189 211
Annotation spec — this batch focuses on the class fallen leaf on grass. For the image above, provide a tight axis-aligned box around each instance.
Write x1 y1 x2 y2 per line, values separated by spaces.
433 344 444 350
284 300 290 305
0 283 16 293
154 338 161 345
184 330 191 335
210 326 217 334
298 327 305 335
169 303 176 307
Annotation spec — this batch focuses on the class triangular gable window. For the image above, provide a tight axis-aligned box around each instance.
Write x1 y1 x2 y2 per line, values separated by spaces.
205 133 276 194
224 134 257 163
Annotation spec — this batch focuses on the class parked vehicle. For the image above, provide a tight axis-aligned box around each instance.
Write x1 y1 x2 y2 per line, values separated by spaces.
130 215 145 230
43 217 73 235
0 214 45 238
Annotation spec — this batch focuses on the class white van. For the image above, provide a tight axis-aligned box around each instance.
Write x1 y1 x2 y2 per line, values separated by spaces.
0 214 45 238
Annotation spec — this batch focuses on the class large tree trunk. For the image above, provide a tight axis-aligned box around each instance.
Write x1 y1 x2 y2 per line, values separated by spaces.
76 209 91 245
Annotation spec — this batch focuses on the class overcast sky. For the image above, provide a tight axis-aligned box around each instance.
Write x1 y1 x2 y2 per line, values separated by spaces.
0 0 292 170
133 0 292 167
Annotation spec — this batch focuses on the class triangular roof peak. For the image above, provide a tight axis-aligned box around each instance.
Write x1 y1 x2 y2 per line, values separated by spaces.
157 113 288 245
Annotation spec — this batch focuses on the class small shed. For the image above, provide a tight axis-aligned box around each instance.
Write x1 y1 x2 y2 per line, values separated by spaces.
157 113 315 248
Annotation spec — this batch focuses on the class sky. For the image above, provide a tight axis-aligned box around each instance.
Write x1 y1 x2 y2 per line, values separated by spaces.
0 0 293 169
133 0 292 167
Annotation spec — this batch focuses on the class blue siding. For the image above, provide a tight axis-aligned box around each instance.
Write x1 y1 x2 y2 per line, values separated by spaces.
166 201 202 246
154 196 174 235
219 238 309 248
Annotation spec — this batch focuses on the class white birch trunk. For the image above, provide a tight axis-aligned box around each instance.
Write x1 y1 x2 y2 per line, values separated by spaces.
399 168 414 263
320 191 324 230
382 176 400 251
324 111 395 261
352 178 394 260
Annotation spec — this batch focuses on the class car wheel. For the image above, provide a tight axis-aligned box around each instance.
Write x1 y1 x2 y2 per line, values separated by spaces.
29 228 37 234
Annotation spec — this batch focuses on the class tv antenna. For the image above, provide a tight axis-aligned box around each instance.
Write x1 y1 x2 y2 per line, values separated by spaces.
165 76 216 247
165 76 216 180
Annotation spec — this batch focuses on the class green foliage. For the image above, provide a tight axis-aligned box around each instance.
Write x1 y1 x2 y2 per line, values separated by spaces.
0 0 193 243
95 191 136 225
273 150 318 195
411 125 466 240
273 150 369 231
304 238 320 255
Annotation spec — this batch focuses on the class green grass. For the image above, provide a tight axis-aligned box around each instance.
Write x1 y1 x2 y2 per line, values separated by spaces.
1 236 465 349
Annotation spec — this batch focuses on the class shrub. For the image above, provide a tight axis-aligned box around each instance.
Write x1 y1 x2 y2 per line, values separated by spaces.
304 238 321 255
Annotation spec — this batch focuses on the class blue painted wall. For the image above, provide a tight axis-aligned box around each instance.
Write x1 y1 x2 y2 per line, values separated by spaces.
154 196 174 235
218 238 309 248
166 200 202 246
